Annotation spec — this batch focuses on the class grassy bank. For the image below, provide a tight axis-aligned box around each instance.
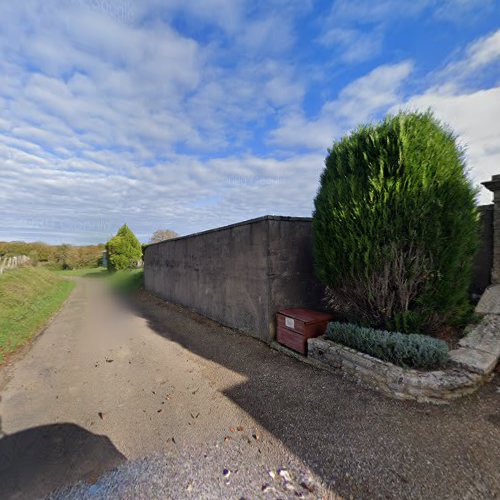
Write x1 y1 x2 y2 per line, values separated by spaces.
0 267 75 364
57 266 143 294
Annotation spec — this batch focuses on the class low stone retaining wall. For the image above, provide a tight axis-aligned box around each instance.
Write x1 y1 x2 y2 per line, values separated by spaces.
308 314 499 404
308 337 484 404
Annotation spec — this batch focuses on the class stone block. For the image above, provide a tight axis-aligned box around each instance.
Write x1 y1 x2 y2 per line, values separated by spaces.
475 285 500 315
448 347 498 375
459 315 500 357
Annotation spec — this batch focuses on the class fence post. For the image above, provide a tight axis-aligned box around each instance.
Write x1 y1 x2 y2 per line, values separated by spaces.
482 174 500 284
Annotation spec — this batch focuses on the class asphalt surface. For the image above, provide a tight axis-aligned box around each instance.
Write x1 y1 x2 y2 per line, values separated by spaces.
0 276 499 499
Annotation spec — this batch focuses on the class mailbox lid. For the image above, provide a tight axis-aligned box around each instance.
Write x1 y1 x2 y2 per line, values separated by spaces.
278 308 333 325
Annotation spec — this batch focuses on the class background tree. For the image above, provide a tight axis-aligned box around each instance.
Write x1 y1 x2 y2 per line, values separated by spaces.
149 229 179 244
0 241 103 269
106 224 142 271
313 111 479 334
54 244 78 270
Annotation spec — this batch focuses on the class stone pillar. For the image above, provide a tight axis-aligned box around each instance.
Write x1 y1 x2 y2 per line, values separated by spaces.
482 174 500 284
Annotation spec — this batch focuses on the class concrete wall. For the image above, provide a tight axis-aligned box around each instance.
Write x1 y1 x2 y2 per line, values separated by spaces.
144 216 324 343
266 218 324 339
144 207 495 342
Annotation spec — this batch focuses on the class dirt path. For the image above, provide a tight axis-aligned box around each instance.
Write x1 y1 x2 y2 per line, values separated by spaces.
0 277 499 499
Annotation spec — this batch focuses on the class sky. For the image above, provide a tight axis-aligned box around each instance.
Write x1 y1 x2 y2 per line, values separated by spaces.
1 0 500 244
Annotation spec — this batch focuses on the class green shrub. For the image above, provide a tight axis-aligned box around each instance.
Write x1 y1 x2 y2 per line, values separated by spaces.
313 111 479 334
326 321 449 369
106 224 142 271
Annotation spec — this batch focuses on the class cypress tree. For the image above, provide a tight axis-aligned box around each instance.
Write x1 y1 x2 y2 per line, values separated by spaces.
313 111 479 334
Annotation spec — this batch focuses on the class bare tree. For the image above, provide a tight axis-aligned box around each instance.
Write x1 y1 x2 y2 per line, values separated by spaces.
149 229 179 244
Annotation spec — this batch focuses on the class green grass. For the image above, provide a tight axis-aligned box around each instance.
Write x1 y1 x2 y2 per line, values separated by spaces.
0 267 75 364
57 266 143 294
108 269 144 294
58 266 143 294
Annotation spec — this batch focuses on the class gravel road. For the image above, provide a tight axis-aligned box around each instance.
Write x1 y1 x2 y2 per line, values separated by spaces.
0 276 499 499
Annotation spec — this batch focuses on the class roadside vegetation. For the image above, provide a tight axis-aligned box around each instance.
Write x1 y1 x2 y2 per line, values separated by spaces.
0 240 104 270
0 267 75 364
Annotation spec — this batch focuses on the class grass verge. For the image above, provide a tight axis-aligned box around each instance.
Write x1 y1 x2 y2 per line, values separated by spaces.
57 266 143 294
0 267 75 364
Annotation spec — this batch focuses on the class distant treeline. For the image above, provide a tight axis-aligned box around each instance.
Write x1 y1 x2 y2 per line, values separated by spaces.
0 241 105 270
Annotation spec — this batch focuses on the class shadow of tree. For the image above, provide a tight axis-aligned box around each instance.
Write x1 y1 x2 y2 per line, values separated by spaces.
0 423 125 499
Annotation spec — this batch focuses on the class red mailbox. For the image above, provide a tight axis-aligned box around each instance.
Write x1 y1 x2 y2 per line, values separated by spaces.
276 308 333 355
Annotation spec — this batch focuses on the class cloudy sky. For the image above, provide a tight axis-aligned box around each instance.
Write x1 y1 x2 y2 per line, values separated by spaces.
1 0 500 244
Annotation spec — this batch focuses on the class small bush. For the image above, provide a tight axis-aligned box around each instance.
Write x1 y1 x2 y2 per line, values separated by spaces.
326 321 449 369
313 111 479 334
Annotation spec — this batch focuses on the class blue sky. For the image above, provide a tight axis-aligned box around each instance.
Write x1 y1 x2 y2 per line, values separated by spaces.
1 0 499 244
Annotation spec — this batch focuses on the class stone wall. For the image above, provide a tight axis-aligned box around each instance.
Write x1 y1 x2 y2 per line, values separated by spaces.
143 216 324 343
307 319 500 404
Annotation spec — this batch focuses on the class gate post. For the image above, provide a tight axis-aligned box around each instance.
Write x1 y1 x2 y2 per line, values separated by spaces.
482 174 500 284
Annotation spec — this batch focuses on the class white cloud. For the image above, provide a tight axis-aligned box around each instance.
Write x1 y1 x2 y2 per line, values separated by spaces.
319 0 495 64
0 0 314 243
395 29 500 203
438 29 500 85
270 61 413 148
0 1 498 243
319 28 383 63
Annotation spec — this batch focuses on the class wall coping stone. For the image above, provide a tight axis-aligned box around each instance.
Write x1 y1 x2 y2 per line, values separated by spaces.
476 285 500 315
145 215 313 248
448 347 498 375
482 175 500 192
458 314 500 356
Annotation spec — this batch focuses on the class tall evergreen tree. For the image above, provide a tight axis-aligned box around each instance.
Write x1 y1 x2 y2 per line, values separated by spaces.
313 111 479 334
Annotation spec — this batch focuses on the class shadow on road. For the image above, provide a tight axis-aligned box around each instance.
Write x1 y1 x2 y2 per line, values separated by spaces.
0 423 126 499
130 289 500 498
